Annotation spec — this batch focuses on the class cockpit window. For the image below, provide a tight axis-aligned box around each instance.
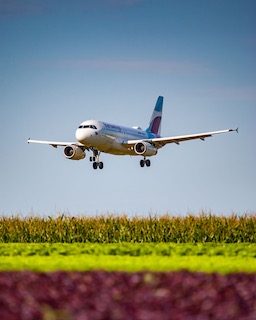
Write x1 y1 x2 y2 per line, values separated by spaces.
78 125 97 129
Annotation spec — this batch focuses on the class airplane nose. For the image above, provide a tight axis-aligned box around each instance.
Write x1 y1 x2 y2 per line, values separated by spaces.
75 129 87 143
76 128 96 143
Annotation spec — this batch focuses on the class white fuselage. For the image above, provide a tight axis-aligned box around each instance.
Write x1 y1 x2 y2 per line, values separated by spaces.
75 120 157 155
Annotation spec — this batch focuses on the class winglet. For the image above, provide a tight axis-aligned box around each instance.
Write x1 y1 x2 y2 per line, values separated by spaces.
229 127 239 133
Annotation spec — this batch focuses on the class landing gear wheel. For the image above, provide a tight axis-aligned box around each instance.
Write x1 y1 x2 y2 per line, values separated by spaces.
93 162 98 169
140 160 145 167
99 162 104 169
145 159 151 167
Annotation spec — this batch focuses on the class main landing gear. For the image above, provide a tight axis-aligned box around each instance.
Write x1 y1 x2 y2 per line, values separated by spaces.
89 150 104 170
92 161 103 169
140 157 151 168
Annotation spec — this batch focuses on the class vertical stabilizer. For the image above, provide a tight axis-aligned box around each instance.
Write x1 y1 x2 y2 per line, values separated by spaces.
146 96 163 136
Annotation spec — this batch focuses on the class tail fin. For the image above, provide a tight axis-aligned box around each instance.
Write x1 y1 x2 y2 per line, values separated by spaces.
146 96 163 136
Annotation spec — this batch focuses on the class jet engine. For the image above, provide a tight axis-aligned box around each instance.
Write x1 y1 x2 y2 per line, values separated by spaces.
134 142 157 156
63 146 85 160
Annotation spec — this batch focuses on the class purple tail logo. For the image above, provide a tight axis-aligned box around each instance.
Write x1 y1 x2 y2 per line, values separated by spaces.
147 96 163 136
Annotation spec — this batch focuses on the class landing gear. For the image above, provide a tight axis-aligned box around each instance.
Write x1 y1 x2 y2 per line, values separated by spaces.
93 161 104 170
140 157 151 168
90 149 104 169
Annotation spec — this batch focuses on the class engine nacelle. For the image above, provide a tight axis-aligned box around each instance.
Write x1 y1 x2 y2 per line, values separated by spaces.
134 142 157 156
64 145 85 160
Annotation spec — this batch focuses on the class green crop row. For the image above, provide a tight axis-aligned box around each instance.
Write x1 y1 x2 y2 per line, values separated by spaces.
0 243 255 273
0 243 255 257
0 214 255 243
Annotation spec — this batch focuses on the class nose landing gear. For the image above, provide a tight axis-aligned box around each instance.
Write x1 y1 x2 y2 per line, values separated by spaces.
140 157 151 168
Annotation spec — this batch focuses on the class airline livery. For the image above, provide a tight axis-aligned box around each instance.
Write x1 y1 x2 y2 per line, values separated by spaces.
28 96 238 169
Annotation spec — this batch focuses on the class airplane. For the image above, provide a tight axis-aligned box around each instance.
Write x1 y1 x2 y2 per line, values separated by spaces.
28 96 238 169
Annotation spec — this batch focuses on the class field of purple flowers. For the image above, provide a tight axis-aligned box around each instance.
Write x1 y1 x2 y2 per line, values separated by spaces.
1 270 255 320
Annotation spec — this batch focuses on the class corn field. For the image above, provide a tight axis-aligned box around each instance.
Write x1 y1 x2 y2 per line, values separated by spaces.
0 214 255 243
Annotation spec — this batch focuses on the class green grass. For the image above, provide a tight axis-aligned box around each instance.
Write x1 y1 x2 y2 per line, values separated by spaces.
0 243 255 273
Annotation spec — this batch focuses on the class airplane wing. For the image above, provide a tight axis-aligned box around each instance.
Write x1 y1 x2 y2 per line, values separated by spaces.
27 139 85 149
127 128 238 149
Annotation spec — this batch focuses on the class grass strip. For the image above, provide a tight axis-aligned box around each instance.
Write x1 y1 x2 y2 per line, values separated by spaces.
0 254 255 273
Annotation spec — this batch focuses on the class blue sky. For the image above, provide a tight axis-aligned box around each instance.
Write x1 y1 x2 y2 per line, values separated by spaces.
0 0 255 217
